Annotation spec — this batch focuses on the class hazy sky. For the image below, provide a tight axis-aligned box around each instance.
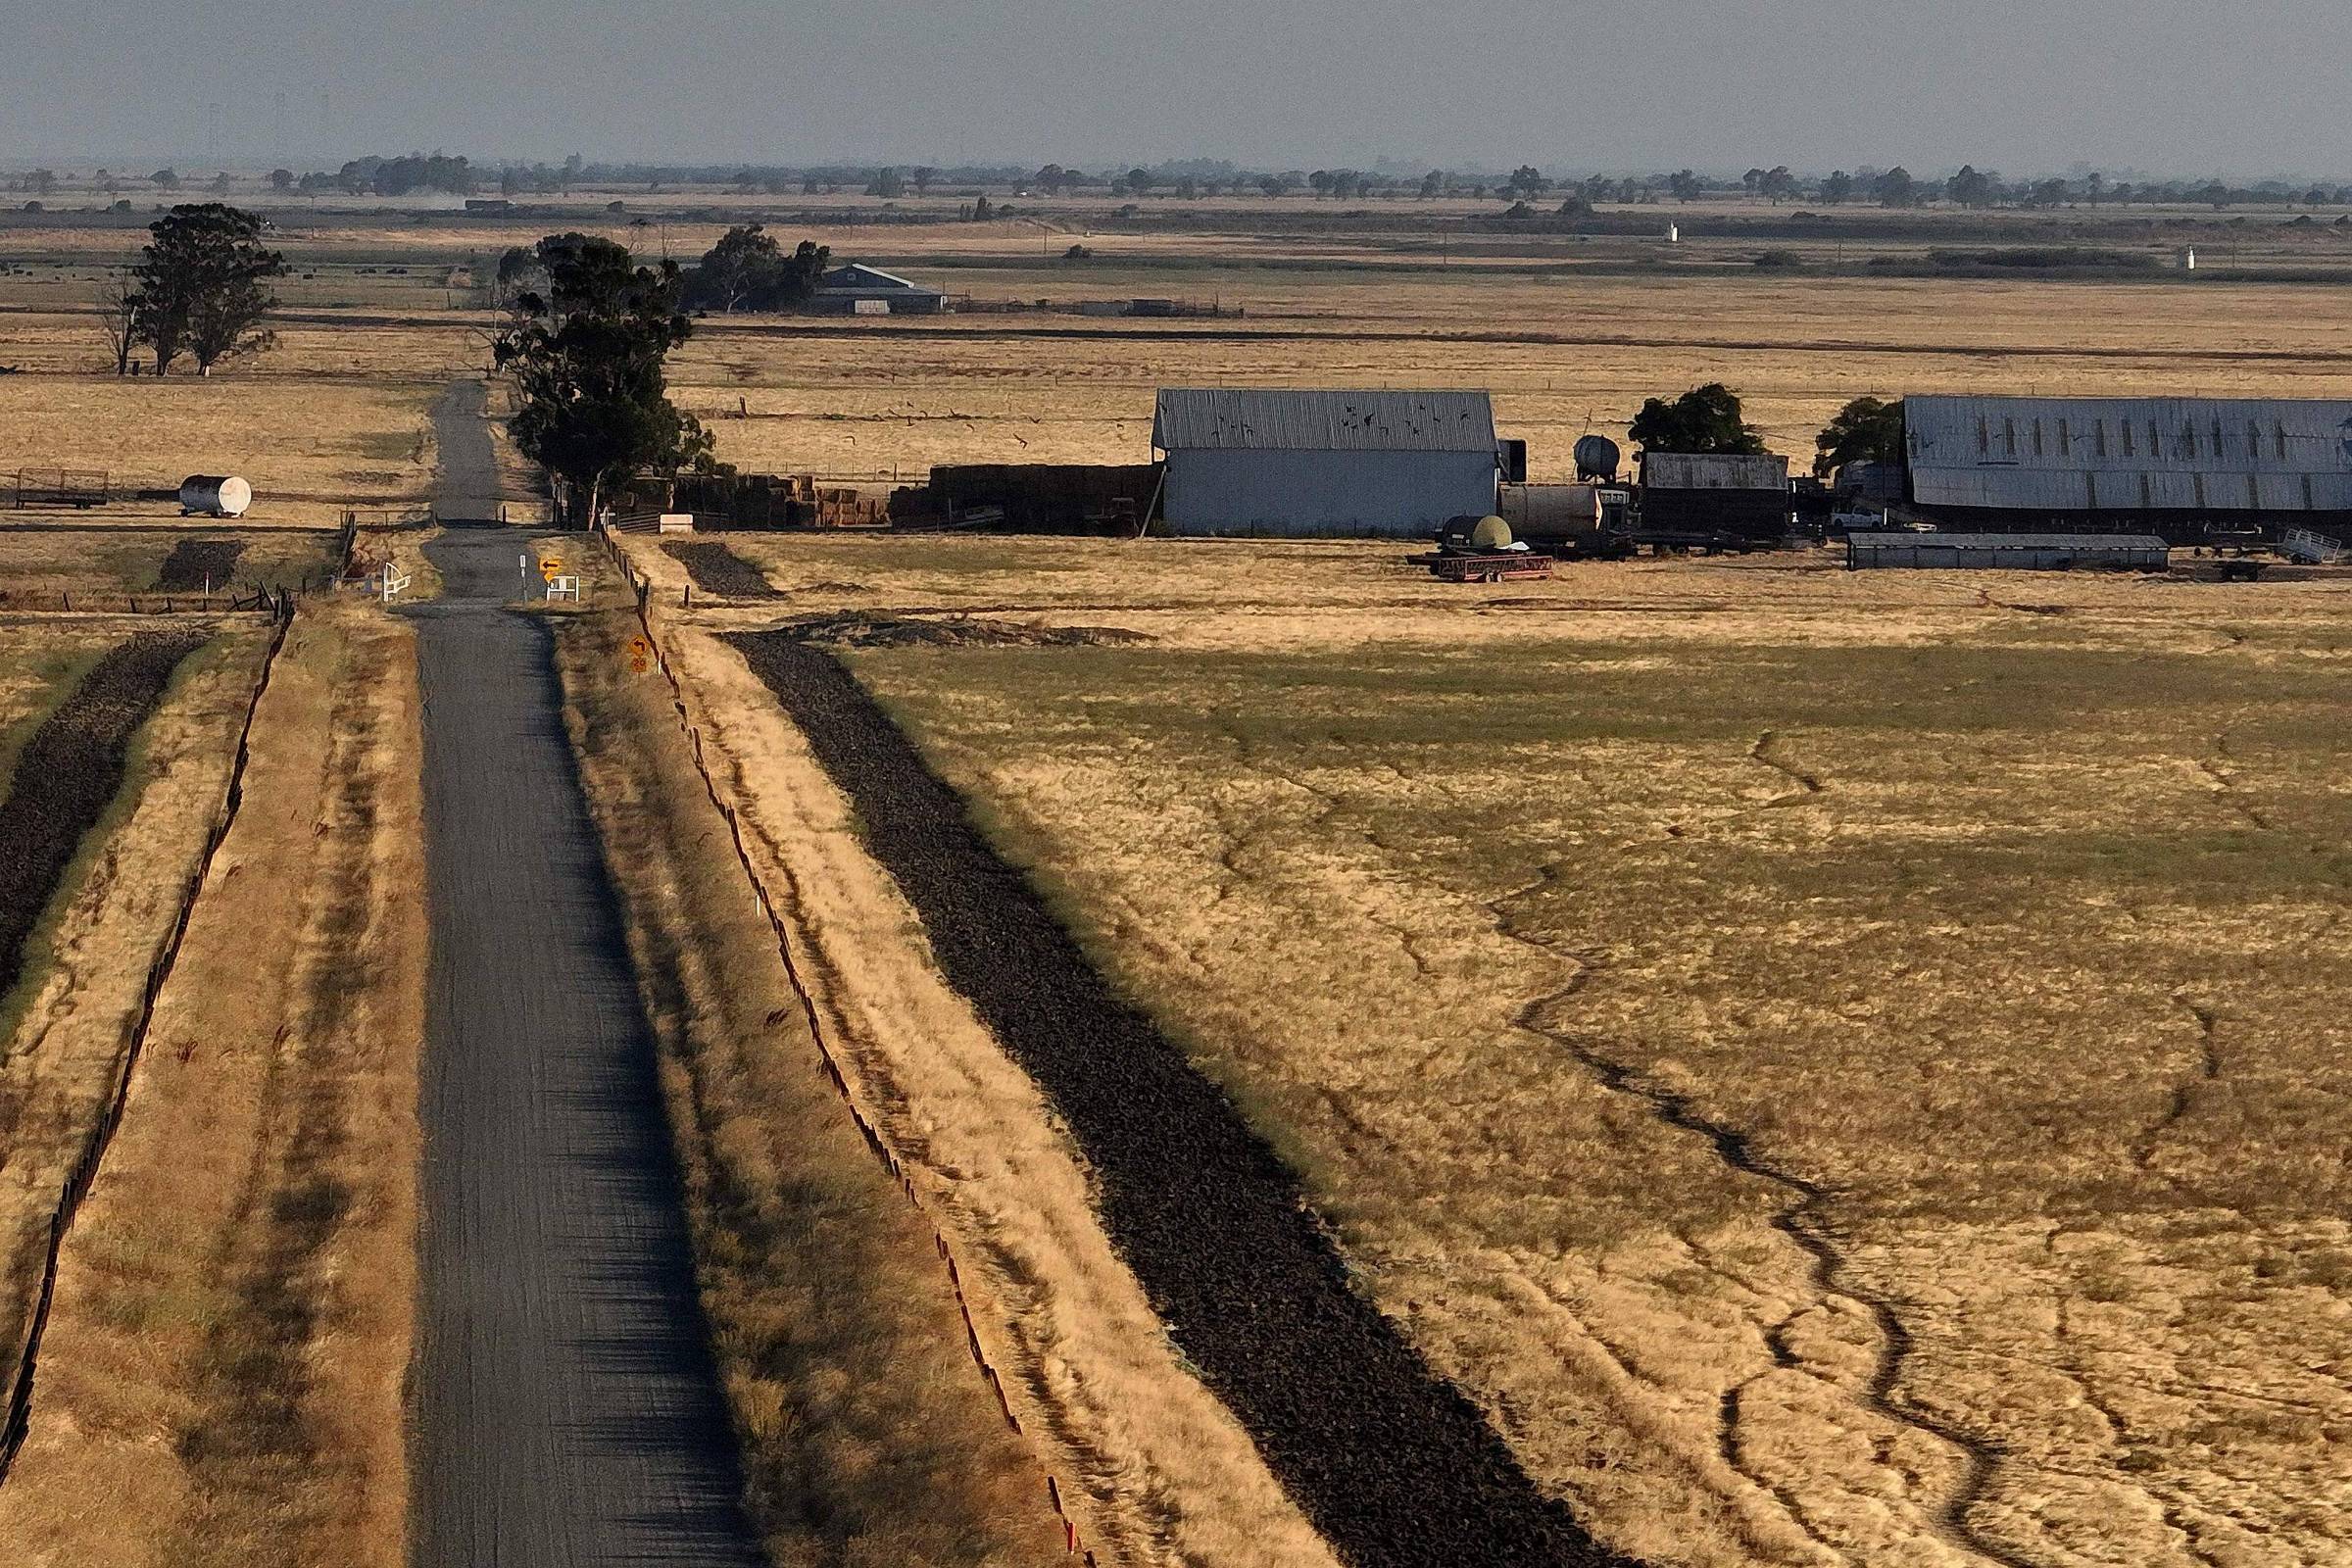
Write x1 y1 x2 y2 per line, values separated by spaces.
8 0 2352 177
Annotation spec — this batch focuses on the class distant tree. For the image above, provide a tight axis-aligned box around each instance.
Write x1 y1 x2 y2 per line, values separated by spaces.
1873 167 1917 207
685 224 828 312
1742 168 1767 197
2304 185 2329 208
1505 164 1551 198
132 203 285 375
495 232 710 523
2085 172 2105 205
973 192 996 219
1813 396 1905 477
1581 173 1618 205
1258 172 1292 198
211 172 232 194
2027 177 2071 210
1669 169 1701 203
151 168 180 190
1759 166 1797 204
866 167 906 198
96 270 141 375
1946 165 1995 208
911 167 939 195
1628 382 1768 455
24 169 57 196
1307 171 1334 198
1118 167 1151 197
1419 170 1446 199
96 169 120 197
2198 181 2232 211
1034 164 1069 195
1556 196 1592 220
1173 178 1197 201
1822 170 1854 205
270 168 295 191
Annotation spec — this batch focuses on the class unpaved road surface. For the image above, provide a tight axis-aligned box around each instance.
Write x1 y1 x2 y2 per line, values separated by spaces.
408 382 759 1567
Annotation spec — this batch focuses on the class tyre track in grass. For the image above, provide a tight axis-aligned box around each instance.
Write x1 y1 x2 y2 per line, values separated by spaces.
726 630 1626 1568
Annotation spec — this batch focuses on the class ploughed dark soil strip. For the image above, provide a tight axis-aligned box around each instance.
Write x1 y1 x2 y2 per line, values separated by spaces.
0 630 208 1003
729 632 1625 1568
155 538 245 592
663 541 779 600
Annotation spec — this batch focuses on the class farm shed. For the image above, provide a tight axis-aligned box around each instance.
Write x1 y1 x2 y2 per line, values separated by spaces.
810 263 948 315
1905 394 2352 543
1152 388 1500 537
1847 531 2170 571
1638 452 1792 541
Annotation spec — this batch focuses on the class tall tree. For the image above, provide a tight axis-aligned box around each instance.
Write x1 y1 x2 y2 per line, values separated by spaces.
1946 165 1995 208
1759 166 1797 204
1505 165 1551 198
494 232 710 524
132 204 286 375
1669 169 1701 203
1822 171 1855 205
1874 167 1917 208
96 270 141 375
1628 383 1769 455
1814 396 1905 476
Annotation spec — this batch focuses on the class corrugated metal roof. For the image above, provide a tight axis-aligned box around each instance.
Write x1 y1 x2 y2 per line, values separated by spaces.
1152 388 1496 453
1849 532 2170 550
1907 395 2352 512
1641 453 1789 491
819 263 932 292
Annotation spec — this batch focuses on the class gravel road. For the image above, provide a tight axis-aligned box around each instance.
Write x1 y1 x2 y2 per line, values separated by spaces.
407 382 759 1567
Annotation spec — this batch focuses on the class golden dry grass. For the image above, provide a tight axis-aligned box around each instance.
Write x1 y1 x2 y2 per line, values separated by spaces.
661 272 2352 480
0 619 271 1403
0 377 440 524
631 532 2352 1568
0 527 340 599
553 608 1077 1567
0 603 426 1568
642 613 1341 1568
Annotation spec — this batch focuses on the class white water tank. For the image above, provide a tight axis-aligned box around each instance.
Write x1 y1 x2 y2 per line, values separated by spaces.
178 474 252 517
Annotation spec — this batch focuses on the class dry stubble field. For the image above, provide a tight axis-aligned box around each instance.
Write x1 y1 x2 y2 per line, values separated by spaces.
641 532 2351 1568
4 201 2351 1566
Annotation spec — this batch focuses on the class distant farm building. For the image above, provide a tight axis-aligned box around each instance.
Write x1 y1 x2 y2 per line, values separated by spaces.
811 263 948 315
1637 452 1792 543
1152 388 1500 536
1904 395 2352 543
1847 531 2170 571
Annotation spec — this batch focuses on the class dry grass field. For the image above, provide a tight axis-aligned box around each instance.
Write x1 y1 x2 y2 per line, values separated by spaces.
553 610 1078 1568
628 533 2351 1568
0 618 273 1410
3 190 2350 1565
663 276 2352 482
0 605 426 1568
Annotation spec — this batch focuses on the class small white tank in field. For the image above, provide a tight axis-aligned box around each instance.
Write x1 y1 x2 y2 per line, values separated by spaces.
178 475 253 517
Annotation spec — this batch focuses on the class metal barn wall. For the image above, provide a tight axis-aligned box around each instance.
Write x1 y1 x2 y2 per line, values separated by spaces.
1163 449 1498 536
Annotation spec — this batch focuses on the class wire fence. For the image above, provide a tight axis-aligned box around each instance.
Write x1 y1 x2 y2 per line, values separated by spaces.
0 596 297 1484
596 523 1102 1562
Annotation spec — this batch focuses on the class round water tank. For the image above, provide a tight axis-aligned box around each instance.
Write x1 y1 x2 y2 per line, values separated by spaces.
178 475 253 517
1573 435 1622 480
1468 514 1513 552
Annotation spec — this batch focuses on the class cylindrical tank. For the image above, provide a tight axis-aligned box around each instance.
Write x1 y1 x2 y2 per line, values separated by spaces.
178 475 253 517
1573 434 1622 481
1499 484 1604 543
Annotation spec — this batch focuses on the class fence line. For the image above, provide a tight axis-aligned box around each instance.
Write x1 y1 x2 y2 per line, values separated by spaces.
0 589 286 616
0 597 297 1484
594 523 1102 1564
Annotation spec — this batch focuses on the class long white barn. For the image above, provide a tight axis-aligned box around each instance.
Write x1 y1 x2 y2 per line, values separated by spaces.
1904 396 2352 533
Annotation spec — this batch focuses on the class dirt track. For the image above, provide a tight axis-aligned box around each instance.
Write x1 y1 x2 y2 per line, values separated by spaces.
662 541 779 600
406 382 759 1567
0 631 206 1004
730 631 1624 1568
